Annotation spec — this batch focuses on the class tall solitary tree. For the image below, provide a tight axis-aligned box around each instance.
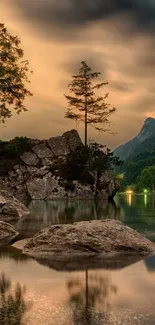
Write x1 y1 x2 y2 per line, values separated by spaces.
64 61 116 145
0 23 32 123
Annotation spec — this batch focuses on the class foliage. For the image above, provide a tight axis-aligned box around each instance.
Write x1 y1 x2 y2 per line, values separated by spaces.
64 61 115 145
5 136 30 157
0 136 30 175
0 23 32 122
136 165 155 191
120 149 155 190
63 142 122 182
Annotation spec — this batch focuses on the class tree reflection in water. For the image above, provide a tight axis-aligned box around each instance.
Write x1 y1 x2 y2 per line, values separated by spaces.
0 273 29 325
67 270 117 325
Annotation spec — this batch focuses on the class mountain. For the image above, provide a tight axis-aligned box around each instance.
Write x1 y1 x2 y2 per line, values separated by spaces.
114 117 155 161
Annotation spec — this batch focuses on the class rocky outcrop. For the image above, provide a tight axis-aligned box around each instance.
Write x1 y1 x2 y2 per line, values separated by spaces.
23 220 155 270
0 190 29 221
32 143 54 159
0 221 19 246
27 175 59 200
47 136 69 156
99 171 120 199
0 130 120 200
63 129 82 151
21 151 39 166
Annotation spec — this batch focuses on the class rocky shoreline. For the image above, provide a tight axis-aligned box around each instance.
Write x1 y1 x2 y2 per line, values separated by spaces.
0 130 120 200
0 191 154 270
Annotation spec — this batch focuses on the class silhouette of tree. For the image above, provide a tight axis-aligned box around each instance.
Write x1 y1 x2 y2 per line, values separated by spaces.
67 271 117 325
0 23 32 122
64 61 115 145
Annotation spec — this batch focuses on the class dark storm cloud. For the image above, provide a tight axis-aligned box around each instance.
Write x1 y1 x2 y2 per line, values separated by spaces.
61 49 109 76
13 0 155 34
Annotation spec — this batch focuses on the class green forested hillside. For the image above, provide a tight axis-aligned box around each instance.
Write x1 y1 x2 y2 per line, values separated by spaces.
113 118 155 191
121 149 155 190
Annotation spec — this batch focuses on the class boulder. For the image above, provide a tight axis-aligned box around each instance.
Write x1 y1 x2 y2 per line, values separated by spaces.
0 190 30 221
99 171 120 199
63 129 82 151
23 220 155 270
0 221 19 246
32 143 54 159
27 176 59 200
47 136 69 156
67 181 94 199
21 151 39 166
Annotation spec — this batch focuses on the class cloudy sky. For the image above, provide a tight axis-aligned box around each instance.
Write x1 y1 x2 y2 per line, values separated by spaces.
1 0 155 149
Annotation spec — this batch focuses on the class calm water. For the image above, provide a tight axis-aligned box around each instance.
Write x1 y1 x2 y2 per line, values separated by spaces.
0 194 155 325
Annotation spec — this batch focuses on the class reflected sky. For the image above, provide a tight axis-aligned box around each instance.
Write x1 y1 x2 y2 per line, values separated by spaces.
0 247 155 324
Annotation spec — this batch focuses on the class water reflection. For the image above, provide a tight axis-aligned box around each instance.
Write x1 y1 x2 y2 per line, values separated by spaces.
13 195 155 240
0 246 30 263
0 273 28 325
67 271 117 325
144 255 155 272
144 193 147 207
16 200 120 238
126 193 133 206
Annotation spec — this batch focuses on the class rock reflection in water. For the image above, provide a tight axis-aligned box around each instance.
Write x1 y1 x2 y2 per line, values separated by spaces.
67 271 117 325
0 246 30 264
17 200 120 238
0 273 29 325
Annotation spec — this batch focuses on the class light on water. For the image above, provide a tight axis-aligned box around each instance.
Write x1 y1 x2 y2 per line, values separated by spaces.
1 194 155 324
144 193 148 207
126 193 132 206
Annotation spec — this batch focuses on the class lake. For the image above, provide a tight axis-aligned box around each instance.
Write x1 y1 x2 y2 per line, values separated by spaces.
0 193 155 325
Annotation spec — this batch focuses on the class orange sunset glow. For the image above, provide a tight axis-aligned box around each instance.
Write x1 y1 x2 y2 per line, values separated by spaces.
1 0 155 149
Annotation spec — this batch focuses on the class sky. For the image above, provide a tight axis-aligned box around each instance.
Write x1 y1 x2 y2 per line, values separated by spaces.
1 0 155 149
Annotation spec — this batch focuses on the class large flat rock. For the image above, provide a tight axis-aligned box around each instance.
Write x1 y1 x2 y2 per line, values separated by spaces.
0 221 19 246
23 220 155 270
0 190 30 221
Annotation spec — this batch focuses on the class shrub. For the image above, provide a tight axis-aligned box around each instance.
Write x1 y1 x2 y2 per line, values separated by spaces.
4 137 31 158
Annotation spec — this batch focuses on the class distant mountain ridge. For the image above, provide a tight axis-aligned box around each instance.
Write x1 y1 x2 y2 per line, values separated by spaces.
113 117 155 161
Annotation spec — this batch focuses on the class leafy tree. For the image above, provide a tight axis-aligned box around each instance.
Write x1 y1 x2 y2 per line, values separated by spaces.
136 165 155 191
60 142 122 199
119 149 155 191
64 61 115 145
63 143 122 181
0 23 32 122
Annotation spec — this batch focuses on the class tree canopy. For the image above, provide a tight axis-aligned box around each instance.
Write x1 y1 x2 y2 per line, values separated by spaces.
0 23 32 122
64 61 115 145
136 165 155 191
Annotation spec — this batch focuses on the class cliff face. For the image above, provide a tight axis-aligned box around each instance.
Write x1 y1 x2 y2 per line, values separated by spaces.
0 130 120 200
113 117 155 161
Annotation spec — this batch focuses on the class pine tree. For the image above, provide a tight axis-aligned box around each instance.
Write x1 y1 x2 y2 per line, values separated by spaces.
0 23 32 122
64 61 115 145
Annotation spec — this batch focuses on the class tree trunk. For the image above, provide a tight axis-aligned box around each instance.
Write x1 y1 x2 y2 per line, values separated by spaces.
85 119 87 146
93 170 98 200
84 97 87 146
